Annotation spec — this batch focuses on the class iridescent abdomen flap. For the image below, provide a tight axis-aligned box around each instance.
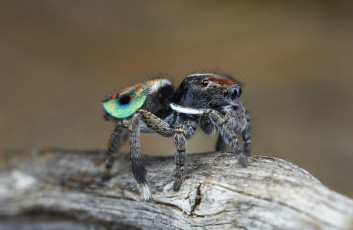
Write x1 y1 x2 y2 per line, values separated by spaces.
103 82 150 119
102 79 172 119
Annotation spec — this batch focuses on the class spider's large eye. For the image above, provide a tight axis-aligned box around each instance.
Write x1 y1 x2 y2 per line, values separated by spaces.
231 88 242 99
202 80 209 87
118 94 133 105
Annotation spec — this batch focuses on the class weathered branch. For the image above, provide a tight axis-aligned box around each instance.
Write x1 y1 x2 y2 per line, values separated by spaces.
0 149 352 230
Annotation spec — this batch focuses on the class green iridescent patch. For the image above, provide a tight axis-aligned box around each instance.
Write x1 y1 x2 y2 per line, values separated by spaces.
102 81 152 119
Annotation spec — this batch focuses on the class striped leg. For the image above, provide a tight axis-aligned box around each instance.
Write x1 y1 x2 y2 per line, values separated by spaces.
139 109 174 137
207 109 247 168
242 110 251 155
103 123 127 180
173 121 196 191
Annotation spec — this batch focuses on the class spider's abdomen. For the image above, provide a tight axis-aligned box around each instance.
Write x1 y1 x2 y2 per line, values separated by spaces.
103 79 173 119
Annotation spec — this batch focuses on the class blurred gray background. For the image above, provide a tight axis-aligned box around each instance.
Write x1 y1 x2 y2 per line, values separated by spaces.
1 1 352 198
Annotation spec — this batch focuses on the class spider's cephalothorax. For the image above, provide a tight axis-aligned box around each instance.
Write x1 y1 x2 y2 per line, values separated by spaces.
102 73 251 201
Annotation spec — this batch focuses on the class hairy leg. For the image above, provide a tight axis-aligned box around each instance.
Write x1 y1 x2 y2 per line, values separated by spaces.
103 123 125 180
139 109 174 137
206 109 247 168
139 110 198 192
215 135 227 152
129 113 151 201
124 110 176 200
173 120 196 191
198 113 226 152
242 110 251 155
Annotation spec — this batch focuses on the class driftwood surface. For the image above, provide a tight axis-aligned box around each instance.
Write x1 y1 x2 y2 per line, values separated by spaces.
0 149 353 230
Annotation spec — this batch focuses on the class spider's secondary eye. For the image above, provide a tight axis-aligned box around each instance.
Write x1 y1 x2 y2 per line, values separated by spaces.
238 88 242 96
202 80 209 87
118 94 133 105
223 90 229 97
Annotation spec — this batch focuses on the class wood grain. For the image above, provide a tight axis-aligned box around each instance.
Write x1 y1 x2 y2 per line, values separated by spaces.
0 149 352 230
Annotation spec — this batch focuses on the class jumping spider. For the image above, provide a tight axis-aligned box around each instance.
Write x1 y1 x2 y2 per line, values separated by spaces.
102 73 251 200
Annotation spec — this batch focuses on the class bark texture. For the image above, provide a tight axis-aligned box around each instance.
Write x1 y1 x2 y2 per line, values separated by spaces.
0 149 352 230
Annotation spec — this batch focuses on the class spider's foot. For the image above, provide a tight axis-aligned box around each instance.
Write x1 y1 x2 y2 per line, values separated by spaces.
173 176 182 191
101 162 114 181
101 169 112 182
237 154 248 168
244 143 251 156
101 176 110 182
141 182 152 201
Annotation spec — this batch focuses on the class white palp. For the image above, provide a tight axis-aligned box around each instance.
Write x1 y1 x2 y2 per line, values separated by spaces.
170 103 205 115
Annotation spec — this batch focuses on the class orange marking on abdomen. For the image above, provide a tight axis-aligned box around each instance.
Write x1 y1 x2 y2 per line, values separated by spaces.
112 92 119 99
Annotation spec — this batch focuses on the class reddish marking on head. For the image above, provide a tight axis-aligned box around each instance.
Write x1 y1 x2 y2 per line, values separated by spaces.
209 77 236 87
135 83 143 88
112 92 119 99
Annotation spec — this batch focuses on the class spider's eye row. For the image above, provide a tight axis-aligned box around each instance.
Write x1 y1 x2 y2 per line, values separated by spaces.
202 80 209 87
118 94 133 105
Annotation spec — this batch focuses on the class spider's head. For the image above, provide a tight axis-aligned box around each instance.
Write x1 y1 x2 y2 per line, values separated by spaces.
103 79 174 120
172 73 242 110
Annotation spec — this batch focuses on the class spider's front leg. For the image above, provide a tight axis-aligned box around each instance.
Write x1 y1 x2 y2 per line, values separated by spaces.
173 120 196 191
206 109 248 168
242 110 251 155
102 122 128 180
